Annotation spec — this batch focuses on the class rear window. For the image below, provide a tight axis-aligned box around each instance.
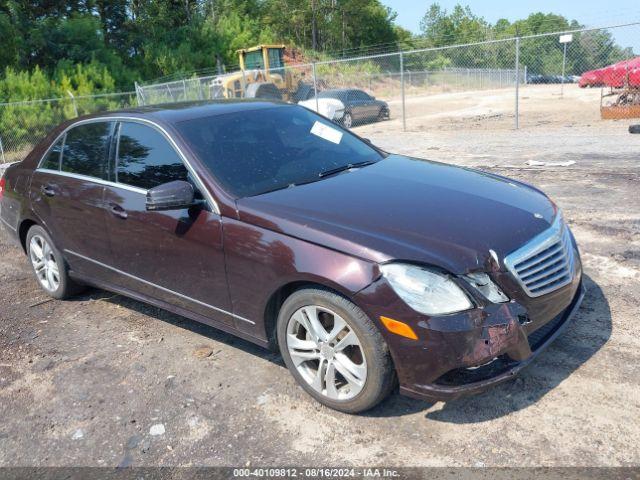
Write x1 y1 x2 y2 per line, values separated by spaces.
40 136 64 170
61 122 112 180
175 105 383 198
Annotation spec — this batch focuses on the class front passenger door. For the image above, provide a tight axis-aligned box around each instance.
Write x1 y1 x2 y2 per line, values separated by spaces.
102 121 233 326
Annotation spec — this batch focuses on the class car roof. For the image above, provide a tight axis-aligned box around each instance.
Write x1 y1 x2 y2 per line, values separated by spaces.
320 88 361 94
80 99 293 125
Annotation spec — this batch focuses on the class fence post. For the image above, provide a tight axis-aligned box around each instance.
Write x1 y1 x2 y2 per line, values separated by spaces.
0 134 5 164
560 42 567 97
312 62 319 114
134 82 143 106
514 36 520 130
166 84 175 101
241 69 247 98
400 52 406 132
67 90 78 117
182 79 188 101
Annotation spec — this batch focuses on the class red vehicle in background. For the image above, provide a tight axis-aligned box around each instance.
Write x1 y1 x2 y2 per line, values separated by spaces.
629 67 640 87
578 68 606 88
601 58 640 88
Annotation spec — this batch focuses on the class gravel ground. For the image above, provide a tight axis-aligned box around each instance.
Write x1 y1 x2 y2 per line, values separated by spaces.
1 91 639 468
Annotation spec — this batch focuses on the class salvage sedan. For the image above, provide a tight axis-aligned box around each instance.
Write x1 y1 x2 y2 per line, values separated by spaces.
0 101 584 413
299 88 390 128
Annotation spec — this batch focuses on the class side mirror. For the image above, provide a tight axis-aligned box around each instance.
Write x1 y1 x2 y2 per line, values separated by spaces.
146 180 195 211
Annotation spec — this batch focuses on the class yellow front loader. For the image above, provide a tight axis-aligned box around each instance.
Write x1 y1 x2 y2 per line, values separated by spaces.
210 45 313 102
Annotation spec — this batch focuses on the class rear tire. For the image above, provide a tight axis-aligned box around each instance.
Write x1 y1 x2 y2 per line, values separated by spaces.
26 225 85 300
277 287 396 414
630 125 640 134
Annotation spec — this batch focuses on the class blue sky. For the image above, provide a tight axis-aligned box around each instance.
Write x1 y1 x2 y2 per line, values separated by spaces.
382 0 640 52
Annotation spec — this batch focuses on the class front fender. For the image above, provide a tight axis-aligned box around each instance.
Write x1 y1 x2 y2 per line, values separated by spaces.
222 217 378 339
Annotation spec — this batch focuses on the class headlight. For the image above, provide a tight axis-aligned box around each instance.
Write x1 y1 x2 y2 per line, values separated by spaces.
380 263 473 315
464 272 509 303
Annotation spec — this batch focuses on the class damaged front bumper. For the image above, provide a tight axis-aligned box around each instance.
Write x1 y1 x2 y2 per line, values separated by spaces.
354 263 585 402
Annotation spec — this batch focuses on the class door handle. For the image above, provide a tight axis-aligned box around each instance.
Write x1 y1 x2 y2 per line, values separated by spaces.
109 203 128 219
41 185 55 197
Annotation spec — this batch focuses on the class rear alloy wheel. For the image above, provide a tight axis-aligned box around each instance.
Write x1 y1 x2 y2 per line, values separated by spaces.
342 112 353 128
277 288 396 413
26 225 84 300
29 234 60 293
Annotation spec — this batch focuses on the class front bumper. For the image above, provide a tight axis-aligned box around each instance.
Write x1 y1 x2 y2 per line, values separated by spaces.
354 261 584 402
401 283 584 401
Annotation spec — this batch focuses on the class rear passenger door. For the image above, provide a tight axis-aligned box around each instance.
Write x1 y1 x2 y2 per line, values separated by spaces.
31 121 115 280
102 120 234 326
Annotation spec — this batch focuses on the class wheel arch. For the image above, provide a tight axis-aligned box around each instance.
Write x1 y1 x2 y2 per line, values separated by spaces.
262 278 362 351
18 218 39 254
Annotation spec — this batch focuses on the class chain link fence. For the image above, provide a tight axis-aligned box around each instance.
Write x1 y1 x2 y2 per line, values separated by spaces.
2 22 638 165
0 91 136 164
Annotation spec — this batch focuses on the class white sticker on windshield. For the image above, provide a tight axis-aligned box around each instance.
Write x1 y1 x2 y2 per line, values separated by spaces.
310 121 343 145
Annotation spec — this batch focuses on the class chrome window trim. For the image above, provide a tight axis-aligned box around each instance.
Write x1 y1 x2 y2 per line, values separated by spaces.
36 168 148 195
35 116 220 214
64 249 255 325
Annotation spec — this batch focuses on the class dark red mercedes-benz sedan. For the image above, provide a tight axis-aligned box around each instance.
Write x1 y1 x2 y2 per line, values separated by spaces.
0 101 584 413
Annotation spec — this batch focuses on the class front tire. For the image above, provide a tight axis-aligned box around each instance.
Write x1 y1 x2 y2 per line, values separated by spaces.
342 112 353 129
26 225 84 300
277 288 396 413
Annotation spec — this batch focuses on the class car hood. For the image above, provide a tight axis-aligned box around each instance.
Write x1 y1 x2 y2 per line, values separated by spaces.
236 155 556 274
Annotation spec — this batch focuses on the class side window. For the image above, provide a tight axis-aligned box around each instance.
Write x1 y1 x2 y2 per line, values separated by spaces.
116 122 189 190
40 135 65 170
61 122 112 180
354 91 369 101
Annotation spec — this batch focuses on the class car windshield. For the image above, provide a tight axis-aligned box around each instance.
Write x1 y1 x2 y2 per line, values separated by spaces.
318 90 344 99
175 105 384 197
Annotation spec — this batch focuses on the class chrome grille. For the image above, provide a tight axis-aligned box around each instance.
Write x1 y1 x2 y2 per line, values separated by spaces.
504 215 575 297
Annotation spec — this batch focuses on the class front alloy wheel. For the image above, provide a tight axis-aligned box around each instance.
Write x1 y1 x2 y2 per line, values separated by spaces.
286 305 367 400
342 112 353 128
277 288 396 413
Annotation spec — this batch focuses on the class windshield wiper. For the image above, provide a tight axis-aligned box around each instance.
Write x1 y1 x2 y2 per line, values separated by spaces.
318 160 376 178
251 177 325 197
250 162 377 197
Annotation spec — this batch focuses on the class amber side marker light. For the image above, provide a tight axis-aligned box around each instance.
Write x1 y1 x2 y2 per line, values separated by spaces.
380 316 418 340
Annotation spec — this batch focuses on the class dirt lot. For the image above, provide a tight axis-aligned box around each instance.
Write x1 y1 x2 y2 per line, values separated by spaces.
1 85 639 468
366 83 615 133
